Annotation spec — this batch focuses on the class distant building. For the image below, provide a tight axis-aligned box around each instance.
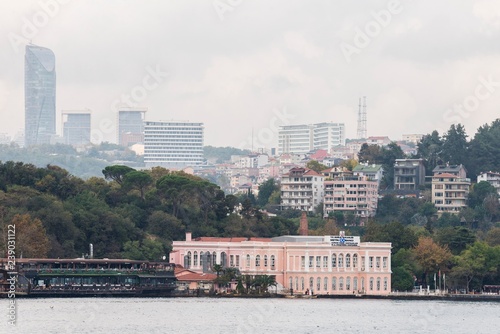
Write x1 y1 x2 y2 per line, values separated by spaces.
25 44 56 146
393 159 426 191
62 110 91 146
477 171 500 199
278 122 345 154
352 163 384 187
280 167 324 212
366 136 391 147
432 164 470 215
401 134 424 145
0 133 10 145
117 108 146 147
323 175 379 219
144 121 204 169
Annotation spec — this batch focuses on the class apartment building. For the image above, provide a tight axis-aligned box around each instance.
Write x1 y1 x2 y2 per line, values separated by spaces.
432 164 470 214
393 159 426 191
477 171 500 198
278 122 345 155
280 167 324 212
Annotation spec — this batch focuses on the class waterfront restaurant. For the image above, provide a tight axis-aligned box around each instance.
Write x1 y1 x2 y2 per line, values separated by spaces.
170 232 392 295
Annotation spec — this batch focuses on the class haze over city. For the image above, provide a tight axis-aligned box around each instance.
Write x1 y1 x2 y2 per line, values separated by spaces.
1 0 500 148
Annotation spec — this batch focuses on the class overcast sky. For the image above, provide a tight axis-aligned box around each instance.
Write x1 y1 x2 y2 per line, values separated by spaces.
1 0 500 149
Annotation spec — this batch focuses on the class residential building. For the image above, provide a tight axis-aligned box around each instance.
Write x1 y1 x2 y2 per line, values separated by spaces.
322 166 352 180
280 167 324 212
393 159 426 191
144 121 204 169
62 110 91 146
117 108 146 147
366 136 391 146
323 176 379 218
25 44 56 146
170 232 392 296
432 165 470 214
352 163 384 187
401 134 424 145
278 122 345 154
477 171 500 198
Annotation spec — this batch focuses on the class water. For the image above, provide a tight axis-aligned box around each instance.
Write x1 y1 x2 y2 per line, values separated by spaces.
2 297 499 334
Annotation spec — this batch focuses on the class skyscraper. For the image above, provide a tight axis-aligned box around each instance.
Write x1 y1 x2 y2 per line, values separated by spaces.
25 44 56 146
117 108 146 147
62 110 91 146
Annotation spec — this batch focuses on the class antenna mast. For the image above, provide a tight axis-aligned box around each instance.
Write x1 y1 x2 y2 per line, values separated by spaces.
357 96 367 139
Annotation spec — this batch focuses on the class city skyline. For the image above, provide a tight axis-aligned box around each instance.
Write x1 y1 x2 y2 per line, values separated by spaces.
2 1 500 149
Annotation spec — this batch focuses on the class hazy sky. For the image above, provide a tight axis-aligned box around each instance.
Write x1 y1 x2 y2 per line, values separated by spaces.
1 0 500 149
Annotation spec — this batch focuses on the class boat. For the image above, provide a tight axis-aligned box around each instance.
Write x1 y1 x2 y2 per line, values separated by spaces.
0 258 177 298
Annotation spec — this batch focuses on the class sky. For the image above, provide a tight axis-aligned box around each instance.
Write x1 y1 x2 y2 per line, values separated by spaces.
1 0 500 150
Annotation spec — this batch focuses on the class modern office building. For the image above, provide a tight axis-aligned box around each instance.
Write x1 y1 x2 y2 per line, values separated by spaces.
170 231 392 296
62 110 91 146
278 122 345 155
144 121 204 169
280 167 325 212
117 108 146 147
25 44 56 146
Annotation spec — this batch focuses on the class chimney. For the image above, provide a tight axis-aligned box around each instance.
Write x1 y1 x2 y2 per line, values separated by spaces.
186 232 192 241
299 212 308 236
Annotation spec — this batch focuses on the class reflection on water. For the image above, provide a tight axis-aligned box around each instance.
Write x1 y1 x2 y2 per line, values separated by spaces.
2 297 499 334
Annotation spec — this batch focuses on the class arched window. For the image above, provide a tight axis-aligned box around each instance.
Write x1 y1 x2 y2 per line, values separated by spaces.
295 277 299 291
353 254 358 268
377 278 381 291
331 254 337 268
289 277 293 289
384 277 388 291
309 277 314 290
338 254 343 268
200 251 204 267
193 251 198 266
353 277 358 291
339 277 344 290
212 252 217 266
346 277 351 291
361 278 365 291
255 255 261 267
187 251 192 267
207 252 212 268
301 277 305 290
332 277 337 290
271 255 275 269
324 277 328 291
346 254 351 268
246 254 250 267
370 277 374 291
221 252 227 267
264 255 268 267
316 278 321 291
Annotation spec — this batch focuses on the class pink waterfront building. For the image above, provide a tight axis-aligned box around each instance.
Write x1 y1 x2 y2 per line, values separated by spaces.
170 232 392 295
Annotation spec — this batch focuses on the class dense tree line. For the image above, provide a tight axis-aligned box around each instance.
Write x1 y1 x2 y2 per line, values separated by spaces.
0 162 297 261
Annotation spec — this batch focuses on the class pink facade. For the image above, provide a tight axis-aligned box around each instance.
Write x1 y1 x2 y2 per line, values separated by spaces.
170 234 392 295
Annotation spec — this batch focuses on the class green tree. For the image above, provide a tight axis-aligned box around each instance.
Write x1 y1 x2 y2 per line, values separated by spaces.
467 119 500 177
441 124 468 166
102 165 135 185
306 160 328 173
123 171 153 199
257 178 279 207
416 130 443 175
435 227 476 255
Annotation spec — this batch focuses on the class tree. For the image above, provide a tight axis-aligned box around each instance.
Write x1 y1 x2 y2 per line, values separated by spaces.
441 124 468 166
340 159 358 171
10 214 50 258
102 165 135 185
306 160 328 173
123 171 152 199
412 236 452 287
358 144 382 163
392 267 415 291
467 119 500 177
435 227 476 255
257 178 279 207
416 130 443 175
468 181 499 209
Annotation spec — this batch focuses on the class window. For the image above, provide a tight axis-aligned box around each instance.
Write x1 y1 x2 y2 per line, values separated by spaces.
353 254 358 268
376 257 380 269
193 251 198 266
370 278 374 291
377 278 381 291
316 256 321 268
324 277 328 291
384 278 388 291
200 251 204 267
369 257 373 269
332 254 337 268
346 277 351 291
295 277 299 291
323 256 328 268
246 254 250 267
317 278 321 291
383 257 388 269
271 255 275 269
361 278 365 291
264 255 268 267
339 277 344 290
309 277 314 290
236 255 240 267
361 256 365 270
301 277 305 290
289 277 293 289
338 254 343 268
255 255 261 267
346 254 351 268
213 252 217 266
230 255 234 267
332 277 337 290
309 256 314 268
353 277 358 291
301 256 306 268
187 251 192 267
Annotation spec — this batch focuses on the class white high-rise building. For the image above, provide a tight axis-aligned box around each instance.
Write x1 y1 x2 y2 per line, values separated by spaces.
278 122 345 154
144 121 204 169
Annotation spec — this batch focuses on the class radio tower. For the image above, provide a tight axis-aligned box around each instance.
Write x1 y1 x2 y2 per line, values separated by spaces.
357 96 367 139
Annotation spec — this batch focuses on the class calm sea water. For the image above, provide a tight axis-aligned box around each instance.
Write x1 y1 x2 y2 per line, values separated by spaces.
2 297 499 334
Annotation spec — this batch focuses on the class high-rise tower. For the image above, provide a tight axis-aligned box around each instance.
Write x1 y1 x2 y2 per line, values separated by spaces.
25 44 56 146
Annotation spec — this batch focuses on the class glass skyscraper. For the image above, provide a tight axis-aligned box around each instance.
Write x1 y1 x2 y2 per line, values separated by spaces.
25 44 56 146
